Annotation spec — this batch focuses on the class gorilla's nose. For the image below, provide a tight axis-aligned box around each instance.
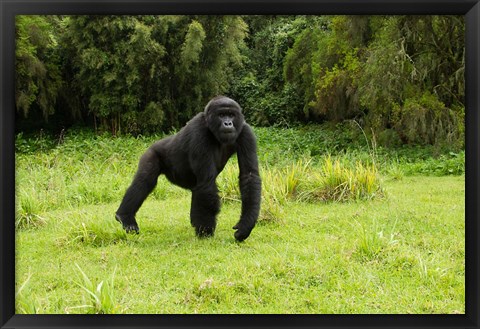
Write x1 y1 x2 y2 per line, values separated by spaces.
223 121 233 128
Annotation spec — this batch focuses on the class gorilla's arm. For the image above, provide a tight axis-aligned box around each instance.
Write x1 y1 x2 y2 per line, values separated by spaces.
233 124 261 241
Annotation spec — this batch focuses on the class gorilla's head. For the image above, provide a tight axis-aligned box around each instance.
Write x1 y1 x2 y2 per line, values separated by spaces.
205 96 245 145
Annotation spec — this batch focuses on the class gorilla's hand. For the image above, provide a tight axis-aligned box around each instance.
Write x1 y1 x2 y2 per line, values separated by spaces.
232 223 253 242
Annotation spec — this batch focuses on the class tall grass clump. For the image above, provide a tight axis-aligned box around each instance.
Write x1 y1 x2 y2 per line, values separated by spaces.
353 219 400 262
258 160 310 222
355 221 387 261
218 160 311 223
16 190 46 229
218 162 285 223
259 167 287 223
72 264 119 314
218 156 384 223
300 156 384 203
56 217 128 247
262 160 309 203
218 162 241 203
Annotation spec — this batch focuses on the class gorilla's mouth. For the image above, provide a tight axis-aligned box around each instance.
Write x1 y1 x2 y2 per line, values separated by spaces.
220 131 237 144
221 132 235 139
220 129 235 135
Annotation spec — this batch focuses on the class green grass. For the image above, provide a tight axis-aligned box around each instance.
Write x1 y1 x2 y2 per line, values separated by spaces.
15 127 465 314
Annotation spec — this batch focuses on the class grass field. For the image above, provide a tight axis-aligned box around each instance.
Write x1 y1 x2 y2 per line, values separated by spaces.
15 126 465 314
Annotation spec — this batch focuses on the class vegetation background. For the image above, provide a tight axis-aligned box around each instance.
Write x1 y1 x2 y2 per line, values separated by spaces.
16 15 464 148
15 15 465 314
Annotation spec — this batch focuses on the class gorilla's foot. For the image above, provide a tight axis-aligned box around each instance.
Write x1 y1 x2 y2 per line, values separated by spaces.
194 226 215 238
115 213 140 234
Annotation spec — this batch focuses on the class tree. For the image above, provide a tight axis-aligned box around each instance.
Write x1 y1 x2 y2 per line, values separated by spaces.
61 16 166 134
61 15 248 134
359 16 464 146
15 16 63 122
283 15 464 147
231 15 308 126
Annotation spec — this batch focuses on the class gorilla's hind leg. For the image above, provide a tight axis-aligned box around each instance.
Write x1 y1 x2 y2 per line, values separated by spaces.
115 214 139 234
116 149 161 233
190 183 220 238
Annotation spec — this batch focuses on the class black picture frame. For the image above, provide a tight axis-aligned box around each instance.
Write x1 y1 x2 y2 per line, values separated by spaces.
1 0 479 328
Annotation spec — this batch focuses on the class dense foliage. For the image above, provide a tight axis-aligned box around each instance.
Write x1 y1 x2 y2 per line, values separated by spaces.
16 15 464 148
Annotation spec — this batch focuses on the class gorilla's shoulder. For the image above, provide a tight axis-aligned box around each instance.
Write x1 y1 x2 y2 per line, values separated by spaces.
186 112 205 124
180 112 205 131
173 112 208 143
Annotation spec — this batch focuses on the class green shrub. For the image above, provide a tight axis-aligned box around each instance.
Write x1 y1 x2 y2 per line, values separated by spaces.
402 151 465 176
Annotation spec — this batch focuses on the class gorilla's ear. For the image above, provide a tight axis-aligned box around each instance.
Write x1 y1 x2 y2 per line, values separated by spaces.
204 99 213 114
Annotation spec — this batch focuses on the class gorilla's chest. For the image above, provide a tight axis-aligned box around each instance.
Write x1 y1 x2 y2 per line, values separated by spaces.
162 143 235 190
214 144 236 173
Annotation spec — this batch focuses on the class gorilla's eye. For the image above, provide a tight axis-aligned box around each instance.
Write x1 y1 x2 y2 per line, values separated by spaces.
219 112 233 119
218 111 235 119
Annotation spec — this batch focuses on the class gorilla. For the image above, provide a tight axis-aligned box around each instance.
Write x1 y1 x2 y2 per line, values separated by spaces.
115 96 261 242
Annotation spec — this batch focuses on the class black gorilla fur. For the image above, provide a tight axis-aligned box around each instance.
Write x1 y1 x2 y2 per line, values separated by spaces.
115 96 261 241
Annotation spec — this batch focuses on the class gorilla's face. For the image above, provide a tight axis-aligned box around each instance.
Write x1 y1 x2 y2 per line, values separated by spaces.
205 96 245 145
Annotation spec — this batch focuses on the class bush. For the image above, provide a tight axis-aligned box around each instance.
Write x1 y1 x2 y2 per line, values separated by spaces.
392 92 463 147
402 151 465 176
